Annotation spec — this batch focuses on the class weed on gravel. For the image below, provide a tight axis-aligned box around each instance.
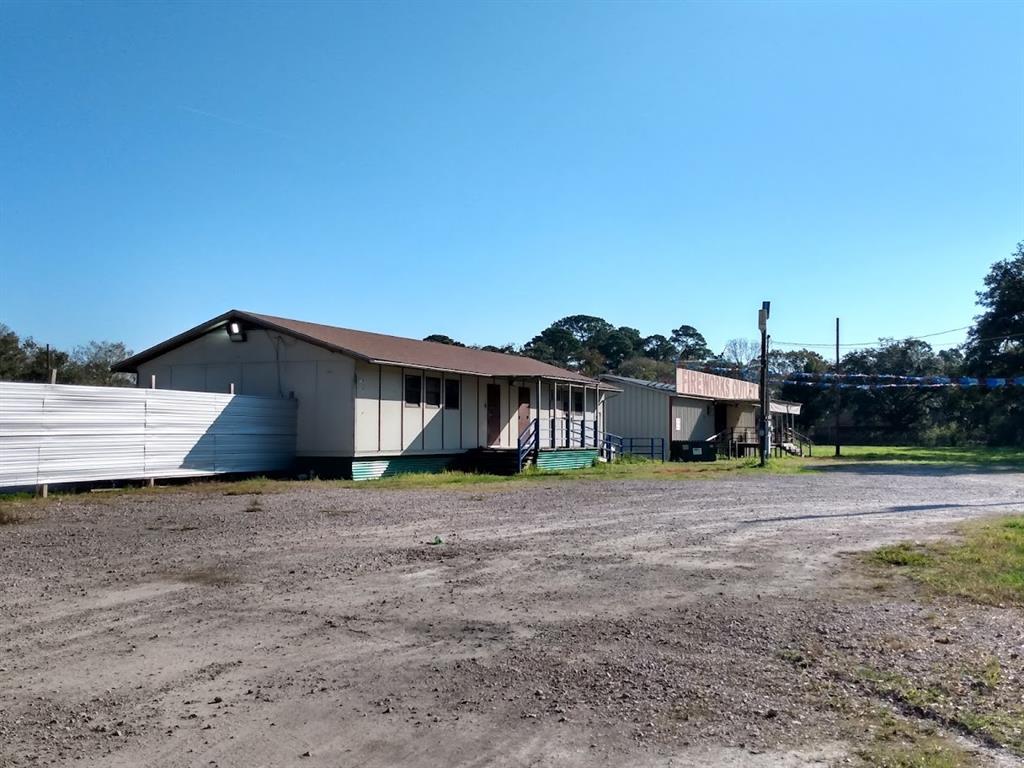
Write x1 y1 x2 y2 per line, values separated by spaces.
0 507 32 525
854 708 974 768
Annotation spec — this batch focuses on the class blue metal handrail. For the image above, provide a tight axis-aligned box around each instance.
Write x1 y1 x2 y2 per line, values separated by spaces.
519 417 665 471
517 418 539 472
603 433 665 462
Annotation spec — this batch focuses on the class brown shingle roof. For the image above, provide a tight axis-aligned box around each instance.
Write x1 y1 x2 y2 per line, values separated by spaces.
113 310 601 384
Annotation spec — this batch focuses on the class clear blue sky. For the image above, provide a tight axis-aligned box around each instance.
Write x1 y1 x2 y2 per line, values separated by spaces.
2 1 1021 358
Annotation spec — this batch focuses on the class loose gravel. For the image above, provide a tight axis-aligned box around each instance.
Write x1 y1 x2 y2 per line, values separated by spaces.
1 465 1022 767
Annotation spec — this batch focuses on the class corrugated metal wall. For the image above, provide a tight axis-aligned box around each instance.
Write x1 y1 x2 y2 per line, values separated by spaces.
670 396 715 440
0 382 297 488
603 382 670 445
535 449 599 471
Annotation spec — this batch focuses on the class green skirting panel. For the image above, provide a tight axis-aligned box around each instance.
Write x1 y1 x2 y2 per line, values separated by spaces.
351 456 454 481
535 449 599 472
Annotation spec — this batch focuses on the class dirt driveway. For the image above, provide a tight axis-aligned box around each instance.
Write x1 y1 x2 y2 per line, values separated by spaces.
2 465 1022 767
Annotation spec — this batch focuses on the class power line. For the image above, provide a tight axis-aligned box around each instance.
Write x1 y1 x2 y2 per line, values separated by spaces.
773 325 972 349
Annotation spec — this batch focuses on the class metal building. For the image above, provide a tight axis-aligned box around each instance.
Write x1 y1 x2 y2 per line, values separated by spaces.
113 310 616 479
601 368 763 460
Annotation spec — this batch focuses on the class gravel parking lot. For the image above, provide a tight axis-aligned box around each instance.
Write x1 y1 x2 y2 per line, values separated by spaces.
2 465 1022 767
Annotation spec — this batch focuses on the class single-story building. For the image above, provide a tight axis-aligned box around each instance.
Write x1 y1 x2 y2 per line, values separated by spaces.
770 399 808 455
113 310 618 479
601 368 768 459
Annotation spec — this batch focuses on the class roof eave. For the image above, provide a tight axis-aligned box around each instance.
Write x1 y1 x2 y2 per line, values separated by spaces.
111 310 602 386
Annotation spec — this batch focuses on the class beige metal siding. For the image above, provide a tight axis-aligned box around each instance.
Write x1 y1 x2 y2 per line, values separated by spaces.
728 404 757 429
461 376 478 451
354 362 379 451
378 366 402 451
670 396 715 440
442 376 462 451
135 328 354 457
423 377 443 450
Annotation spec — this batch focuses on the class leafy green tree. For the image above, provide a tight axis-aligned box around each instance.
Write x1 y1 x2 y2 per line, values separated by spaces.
479 343 519 354
641 334 677 362
423 334 465 347
670 325 712 361
0 324 27 380
17 338 70 382
965 241 1024 376
617 356 676 383
67 341 135 386
595 326 641 370
522 326 582 367
550 315 614 345
768 348 829 377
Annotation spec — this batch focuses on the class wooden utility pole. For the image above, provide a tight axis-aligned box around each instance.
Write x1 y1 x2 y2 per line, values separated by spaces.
759 302 770 467
834 317 841 457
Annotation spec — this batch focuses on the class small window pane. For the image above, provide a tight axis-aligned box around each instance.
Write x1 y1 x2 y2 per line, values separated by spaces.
405 375 421 407
559 389 569 412
573 391 584 413
425 376 441 407
444 379 460 410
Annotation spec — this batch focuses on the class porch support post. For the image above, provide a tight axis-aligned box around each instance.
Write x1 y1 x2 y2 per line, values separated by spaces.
568 384 573 447
536 377 542 456
552 382 561 448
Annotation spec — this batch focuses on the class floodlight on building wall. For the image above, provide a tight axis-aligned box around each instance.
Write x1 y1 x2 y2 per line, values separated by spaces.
227 321 246 342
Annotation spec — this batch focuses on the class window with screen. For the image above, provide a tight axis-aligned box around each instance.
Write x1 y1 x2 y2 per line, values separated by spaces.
425 376 441 407
444 379 460 410
404 374 421 407
573 391 584 413
559 389 569 412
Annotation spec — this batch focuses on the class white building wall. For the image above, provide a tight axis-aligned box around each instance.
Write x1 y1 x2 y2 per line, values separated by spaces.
461 376 479 452
379 366 403 452
353 369 534 456
134 328 354 457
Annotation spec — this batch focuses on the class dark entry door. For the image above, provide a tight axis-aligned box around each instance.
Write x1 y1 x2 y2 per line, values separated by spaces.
517 387 531 437
714 403 727 434
486 384 502 446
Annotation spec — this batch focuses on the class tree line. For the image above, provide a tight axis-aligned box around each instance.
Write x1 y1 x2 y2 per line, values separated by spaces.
0 329 134 387
426 242 1023 446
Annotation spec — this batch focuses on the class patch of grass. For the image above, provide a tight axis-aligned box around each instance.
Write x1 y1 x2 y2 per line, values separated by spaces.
776 648 812 668
869 516 1024 607
0 507 32 525
872 544 934 568
968 657 1002 691
854 706 973 768
815 444 1024 467
857 736 972 768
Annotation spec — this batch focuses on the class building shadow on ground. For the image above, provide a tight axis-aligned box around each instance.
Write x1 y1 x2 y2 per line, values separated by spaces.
741 500 1022 525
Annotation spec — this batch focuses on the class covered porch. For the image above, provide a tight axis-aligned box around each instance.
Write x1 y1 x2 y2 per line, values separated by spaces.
513 378 624 472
